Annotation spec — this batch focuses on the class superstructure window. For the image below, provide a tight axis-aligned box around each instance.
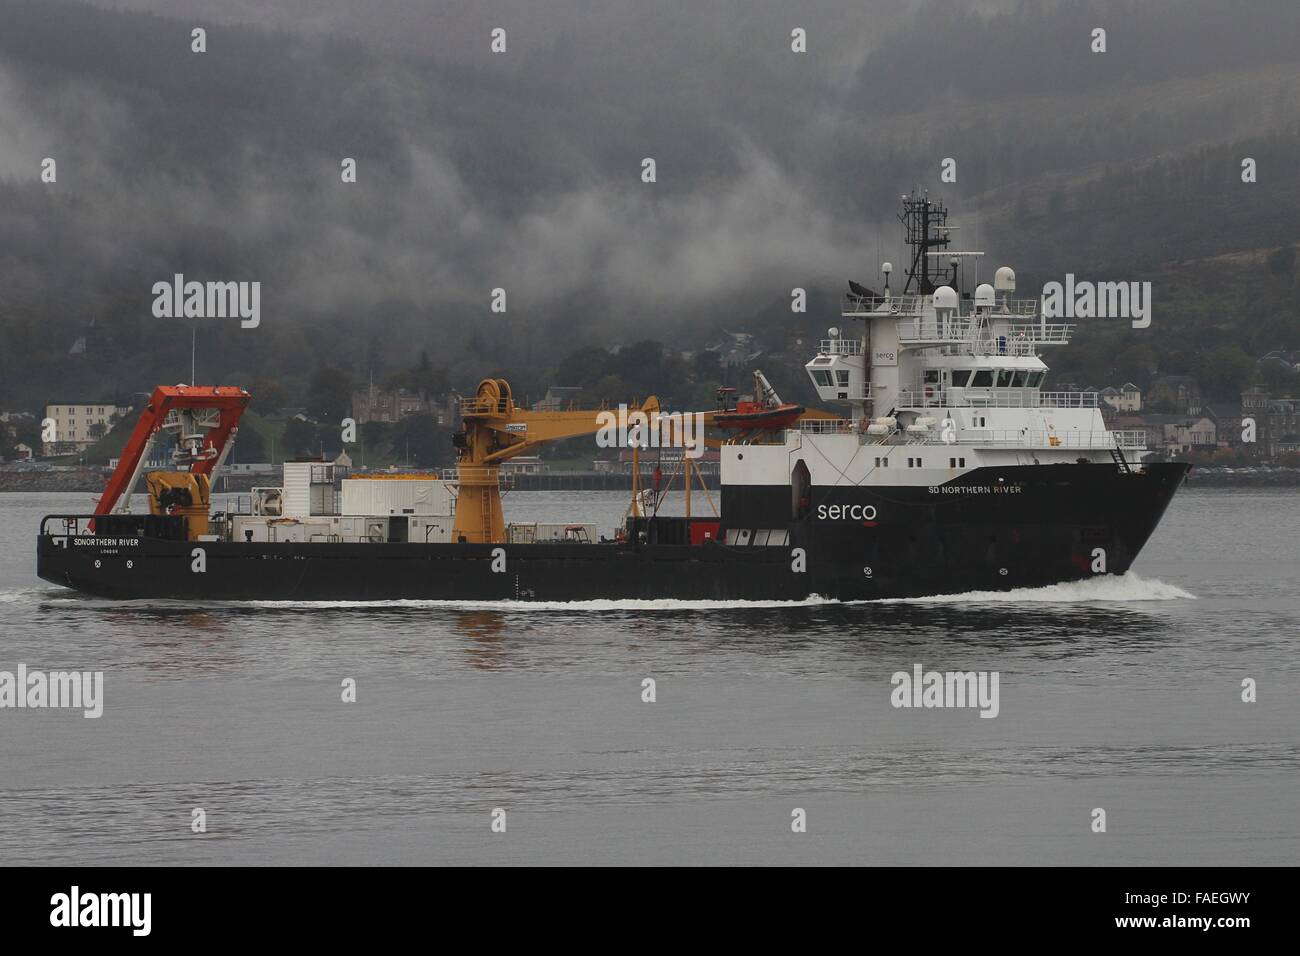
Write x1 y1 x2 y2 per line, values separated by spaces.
1012 371 1028 387
835 370 850 387
1026 371 1044 388
971 370 993 387
951 370 972 387
997 370 1014 387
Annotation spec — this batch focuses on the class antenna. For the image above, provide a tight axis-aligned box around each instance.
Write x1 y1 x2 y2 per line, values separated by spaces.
899 190 951 294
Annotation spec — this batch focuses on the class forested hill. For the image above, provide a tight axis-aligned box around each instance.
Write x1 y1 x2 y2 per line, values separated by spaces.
0 0 1296 415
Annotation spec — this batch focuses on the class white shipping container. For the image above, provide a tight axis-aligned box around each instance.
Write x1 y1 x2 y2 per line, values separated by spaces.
281 462 314 517
341 478 454 517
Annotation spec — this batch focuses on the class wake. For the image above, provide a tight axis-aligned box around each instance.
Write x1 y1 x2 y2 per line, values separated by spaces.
18 572 1194 611
875 572 1195 605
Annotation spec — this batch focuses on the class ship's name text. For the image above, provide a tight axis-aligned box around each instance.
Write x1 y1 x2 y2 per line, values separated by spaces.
928 485 1022 495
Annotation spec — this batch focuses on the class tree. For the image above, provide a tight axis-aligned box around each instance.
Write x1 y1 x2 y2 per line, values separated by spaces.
306 367 353 422
390 414 451 469
359 420 392 454
617 340 669 397
1195 345 1257 400
692 349 723 384
556 346 613 390
383 350 449 396
282 417 319 458
229 426 267 463
249 378 289 414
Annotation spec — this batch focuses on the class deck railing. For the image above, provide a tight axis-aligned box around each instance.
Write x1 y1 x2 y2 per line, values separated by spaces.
841 294 1041 318
962 429 1146 450
818 338 864 355
896 388 1099 409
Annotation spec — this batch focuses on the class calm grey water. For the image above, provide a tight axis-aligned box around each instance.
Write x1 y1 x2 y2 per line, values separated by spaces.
1 487 1297 865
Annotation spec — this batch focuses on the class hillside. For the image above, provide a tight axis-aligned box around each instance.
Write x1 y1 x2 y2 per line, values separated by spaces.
0 0 1297 416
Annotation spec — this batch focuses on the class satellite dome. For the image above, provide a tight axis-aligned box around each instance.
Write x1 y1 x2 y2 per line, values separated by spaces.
932 285 959 312
994 266 1016 292
974 283 996 308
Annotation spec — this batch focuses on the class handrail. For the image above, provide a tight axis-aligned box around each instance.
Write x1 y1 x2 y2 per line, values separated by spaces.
39 514 110 537
799 418 858 434
897 388 1099 409
841 294 1041 317
818 338 863 355
960 429 1146 449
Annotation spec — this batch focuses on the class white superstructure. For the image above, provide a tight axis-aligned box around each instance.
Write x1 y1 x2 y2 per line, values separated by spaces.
724 193 1144 489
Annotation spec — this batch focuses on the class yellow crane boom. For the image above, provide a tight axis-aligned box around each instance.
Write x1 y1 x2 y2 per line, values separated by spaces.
451 378 716 544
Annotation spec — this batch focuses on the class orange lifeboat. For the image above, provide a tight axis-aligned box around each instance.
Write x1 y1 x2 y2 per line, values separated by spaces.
714 399 805 431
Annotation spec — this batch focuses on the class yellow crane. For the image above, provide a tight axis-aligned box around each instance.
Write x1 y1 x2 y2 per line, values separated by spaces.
451 378 717 544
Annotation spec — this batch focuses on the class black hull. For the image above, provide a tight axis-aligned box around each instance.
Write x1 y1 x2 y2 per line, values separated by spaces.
37 463 1190 602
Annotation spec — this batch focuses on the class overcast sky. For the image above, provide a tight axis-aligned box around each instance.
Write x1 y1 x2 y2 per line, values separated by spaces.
2 0 1297 382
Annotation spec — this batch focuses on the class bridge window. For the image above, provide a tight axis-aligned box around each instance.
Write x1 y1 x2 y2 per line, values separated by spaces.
951 370 972 387
1012 371 1028 387
811 370 832 387
1026 371 1044 388
971 370 993 387
997 370 1015 387
835 370 850 387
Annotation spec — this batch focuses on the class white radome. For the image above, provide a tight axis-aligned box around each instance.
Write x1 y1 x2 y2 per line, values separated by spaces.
932 285 959 311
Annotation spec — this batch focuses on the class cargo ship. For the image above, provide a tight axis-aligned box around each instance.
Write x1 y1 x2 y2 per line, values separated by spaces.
37 193 1188 602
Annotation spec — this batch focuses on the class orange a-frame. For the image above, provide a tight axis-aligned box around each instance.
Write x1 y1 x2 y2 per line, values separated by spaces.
94 385 250 517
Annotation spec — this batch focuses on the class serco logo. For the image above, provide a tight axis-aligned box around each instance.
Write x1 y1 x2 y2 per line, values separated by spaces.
817 504 878 525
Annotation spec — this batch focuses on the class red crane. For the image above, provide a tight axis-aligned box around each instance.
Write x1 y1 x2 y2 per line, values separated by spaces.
94 385 250 518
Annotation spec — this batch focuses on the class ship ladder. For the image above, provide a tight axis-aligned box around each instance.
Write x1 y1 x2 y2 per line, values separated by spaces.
1110 445 1133 475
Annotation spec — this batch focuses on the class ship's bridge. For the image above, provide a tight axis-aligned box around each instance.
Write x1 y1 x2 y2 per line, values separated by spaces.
899 354 1055 409
805 332 872 402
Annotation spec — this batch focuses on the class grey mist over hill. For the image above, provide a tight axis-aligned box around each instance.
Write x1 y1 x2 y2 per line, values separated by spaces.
1 0 1297 410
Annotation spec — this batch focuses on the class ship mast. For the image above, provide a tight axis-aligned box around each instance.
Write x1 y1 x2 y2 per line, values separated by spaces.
900 191 952 295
